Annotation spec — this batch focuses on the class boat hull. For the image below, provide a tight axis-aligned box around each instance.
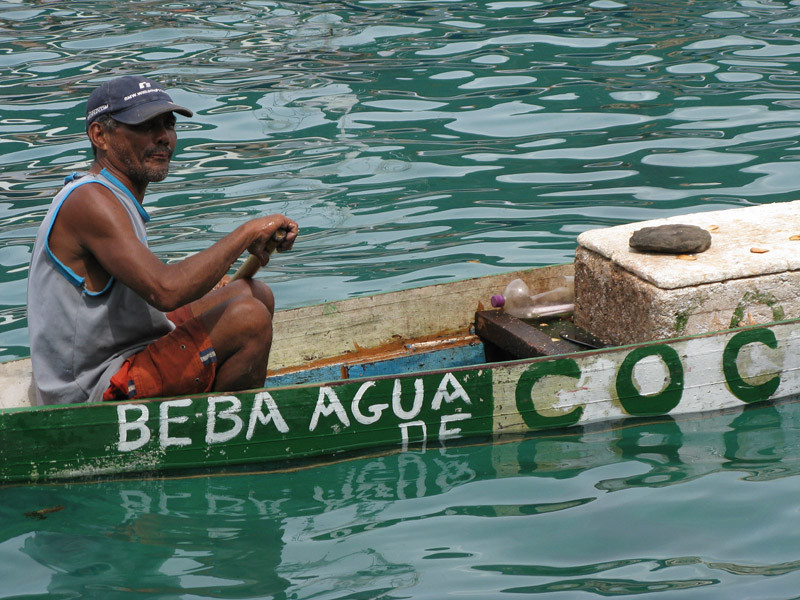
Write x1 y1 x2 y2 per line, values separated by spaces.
2 318 797 484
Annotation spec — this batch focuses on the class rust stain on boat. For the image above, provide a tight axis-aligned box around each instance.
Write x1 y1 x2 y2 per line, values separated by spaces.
270 331 479 379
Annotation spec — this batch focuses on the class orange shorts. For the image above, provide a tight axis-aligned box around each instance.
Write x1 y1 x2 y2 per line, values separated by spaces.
166 304 194 327
103 313 217 401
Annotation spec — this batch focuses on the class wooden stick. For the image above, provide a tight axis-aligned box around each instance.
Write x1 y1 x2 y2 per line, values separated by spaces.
230 229 287 282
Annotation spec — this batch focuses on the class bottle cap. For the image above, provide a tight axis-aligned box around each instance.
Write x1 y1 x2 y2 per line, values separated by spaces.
490 294 505 308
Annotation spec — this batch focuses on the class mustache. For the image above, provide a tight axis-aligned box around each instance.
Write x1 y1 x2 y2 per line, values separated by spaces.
145 145 173 159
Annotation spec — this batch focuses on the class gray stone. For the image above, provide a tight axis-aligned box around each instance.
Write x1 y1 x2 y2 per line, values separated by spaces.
629 224 711 254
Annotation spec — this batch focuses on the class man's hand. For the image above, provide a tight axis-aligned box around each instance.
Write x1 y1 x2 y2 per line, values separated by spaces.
246 214 299 266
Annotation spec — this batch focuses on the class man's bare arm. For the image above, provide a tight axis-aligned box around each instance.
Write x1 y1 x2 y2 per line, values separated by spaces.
49 182 297 312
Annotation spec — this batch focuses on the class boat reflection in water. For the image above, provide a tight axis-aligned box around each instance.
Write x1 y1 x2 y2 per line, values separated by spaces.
3 398 799 598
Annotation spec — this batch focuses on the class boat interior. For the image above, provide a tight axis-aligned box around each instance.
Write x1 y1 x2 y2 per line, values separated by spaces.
1 265 591 408
264 314 604 388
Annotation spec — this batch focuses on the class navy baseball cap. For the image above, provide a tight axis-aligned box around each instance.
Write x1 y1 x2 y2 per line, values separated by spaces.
85 75 192 131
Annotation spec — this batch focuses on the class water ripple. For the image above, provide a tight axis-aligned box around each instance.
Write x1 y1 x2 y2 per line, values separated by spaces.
2 0 800 365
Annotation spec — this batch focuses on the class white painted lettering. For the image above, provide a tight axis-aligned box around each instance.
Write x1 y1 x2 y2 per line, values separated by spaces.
352 381 388 425
439 413 471 441
160 398 193 448
246 391 289 439
206 396 244 444
398 419 427 451
309 386 350 431
392 378 424 420
431 372 471 410
117 404 151 452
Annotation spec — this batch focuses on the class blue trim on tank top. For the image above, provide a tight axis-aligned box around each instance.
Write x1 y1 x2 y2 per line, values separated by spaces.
99 168 151 223
45 178 117 293
44 171 148 295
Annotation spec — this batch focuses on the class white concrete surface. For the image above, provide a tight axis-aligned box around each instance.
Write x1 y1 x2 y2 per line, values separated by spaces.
577 200 800 290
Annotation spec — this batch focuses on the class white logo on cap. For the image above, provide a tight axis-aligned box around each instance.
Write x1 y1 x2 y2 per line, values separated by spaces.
87 104 109 120
139 82 151 90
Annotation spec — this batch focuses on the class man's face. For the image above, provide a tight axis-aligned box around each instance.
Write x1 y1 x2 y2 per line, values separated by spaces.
106 112 177 184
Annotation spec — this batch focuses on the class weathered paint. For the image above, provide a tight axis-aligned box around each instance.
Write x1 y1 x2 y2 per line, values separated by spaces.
2 321 799 484
265 341 486 388
0 264 576 411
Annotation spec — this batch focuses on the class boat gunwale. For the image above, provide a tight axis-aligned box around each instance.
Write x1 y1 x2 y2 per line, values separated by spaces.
2 312 796 415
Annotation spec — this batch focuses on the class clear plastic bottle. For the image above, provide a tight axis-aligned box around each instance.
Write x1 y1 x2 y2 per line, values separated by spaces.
490 276 574 319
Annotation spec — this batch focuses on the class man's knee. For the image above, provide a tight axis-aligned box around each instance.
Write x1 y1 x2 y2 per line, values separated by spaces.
223 295 272 338
203 294 272 353
247 279 275 314
225 279 275 314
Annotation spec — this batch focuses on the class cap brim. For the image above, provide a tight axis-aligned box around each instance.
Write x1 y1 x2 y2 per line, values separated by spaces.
112 101 193 125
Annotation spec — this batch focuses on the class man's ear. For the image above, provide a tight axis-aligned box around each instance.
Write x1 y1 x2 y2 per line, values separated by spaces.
88 121 109 152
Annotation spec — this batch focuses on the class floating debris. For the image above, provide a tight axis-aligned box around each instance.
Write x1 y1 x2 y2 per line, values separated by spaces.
750 247 770 254
24 505 65 520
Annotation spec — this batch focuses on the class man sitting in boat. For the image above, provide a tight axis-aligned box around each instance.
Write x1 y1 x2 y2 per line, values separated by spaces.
27 75 298 405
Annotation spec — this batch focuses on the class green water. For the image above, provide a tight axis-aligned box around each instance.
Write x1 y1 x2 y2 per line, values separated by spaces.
3 402 800 598
3 0 800 596
4 0 800 360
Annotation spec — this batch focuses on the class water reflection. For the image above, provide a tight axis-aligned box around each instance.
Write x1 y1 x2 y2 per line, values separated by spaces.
2 398 800 597
3 1 800 359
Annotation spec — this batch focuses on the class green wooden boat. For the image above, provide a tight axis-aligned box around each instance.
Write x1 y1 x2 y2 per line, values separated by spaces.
1 258 797 485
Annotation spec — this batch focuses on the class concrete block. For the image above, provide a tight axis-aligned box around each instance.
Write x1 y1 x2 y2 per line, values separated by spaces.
573 201 800 345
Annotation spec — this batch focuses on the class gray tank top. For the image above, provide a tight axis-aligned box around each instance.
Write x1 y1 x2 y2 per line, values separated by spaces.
27 169 174 404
